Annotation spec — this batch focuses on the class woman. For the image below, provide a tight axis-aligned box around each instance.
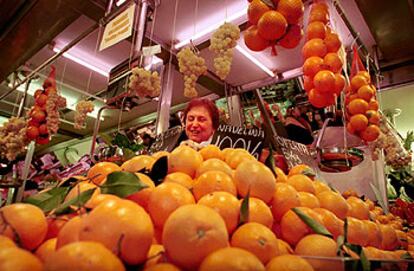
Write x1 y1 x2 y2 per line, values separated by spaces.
181 98 220 145
276 105 314 145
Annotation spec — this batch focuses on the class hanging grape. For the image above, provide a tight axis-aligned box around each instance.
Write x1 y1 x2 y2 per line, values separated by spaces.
177 47 207 98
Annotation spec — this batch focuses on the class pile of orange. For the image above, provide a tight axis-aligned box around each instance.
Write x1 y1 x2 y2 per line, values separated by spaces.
302 1 345 108
1 145 413 270
244 0 304 54
345 70 381 142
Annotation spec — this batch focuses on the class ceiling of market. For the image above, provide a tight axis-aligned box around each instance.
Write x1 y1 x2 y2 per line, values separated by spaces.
0 0 413 152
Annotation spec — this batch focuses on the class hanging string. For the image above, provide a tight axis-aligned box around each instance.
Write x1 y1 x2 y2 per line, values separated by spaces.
117 96 127 132
224 0 228 22
147 2 158 67
86 26 104 97
165 0 180 94
128 2 140 70
193 0 199 38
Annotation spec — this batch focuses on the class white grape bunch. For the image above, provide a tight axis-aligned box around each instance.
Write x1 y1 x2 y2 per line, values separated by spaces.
209 22 240 80
46 92 66 135
128 67 161 98
177 47 207 98
74 100 95 129
0 117 30 161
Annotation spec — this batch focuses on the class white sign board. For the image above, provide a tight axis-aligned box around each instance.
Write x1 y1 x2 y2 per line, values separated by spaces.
99 4 135 51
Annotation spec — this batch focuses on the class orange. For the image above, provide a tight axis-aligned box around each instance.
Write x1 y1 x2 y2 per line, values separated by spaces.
361 124 380 142
87 161 121 185
309 8 329 24
199 247 265 271
278 24 303 49
276 239 293 255
303 75 315 92
313 70 336 93
199 145 224 160
244 25 269 52
222 148 235 160
294 234 338 271
280 207 323 246
152 151 169 160
357 85 374 101
396 230 408 249
56 215 83 249
324 52 343 73
197 191 240 234
311 2 329 13
86 193 120 209
163 172 193 189
162 204 229 270
248 0 271 25
324 32 341 53
350 75 369 92
313 208 344 239
145 244 167 268
347 98 368 115
126 173 155 211
225 150 256 169
35 237 57 262
257 11 288 40
246 197 274 229
316 191 349 219
379 224 399 250
277 0 304 24
196 158 233 178
365 198 375 210
313 181 331 194
347 217 369 246
350 114 369 132
271 183 300 222
79 198 154 265
235 160 276 204
147 182 195 228
357 71 371 82
306 21 326 40
65 181 100 203
144 263 181 271
231 222 279 264
266 254 314 271
121 155 155 172
0 235 15 250
298 192 320 208
287 174 316 194
44 241 125 271
0 247 43 271
193 170 236 201
303 56 324 77
302 38 327 59
288 164 315 177
308 88 331 108
0 203 47 250
368 99 379 111
346 196 370 220
347 123 356 134
274 166 288 183
366 110 380 125
168 145 203 178
365 220 383 248
334 73 346 95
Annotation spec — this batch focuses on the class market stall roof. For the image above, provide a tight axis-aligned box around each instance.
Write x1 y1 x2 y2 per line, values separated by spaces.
0 0 413 149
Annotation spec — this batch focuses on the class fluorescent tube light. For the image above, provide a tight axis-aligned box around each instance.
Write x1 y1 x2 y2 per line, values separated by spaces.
235 45 275 77
116 0 127 6
53 48 109 77
174 9 247 49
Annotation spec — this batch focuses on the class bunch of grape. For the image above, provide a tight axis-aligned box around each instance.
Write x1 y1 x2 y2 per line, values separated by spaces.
46 92 66 135
74 100 95 130
209 23 240 80
0 117 30 161
128 67 161 98
177 47 207 98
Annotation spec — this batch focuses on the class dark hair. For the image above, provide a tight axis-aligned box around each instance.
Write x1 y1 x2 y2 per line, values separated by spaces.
183 98 220 130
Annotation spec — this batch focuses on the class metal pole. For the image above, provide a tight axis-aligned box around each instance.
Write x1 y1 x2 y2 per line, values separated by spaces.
89 105 116 162
105 0 115 16
133 0 149 59
16 78 33 117
155 64 173 134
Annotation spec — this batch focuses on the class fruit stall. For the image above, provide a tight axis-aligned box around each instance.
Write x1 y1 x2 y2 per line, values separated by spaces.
0 0 414 270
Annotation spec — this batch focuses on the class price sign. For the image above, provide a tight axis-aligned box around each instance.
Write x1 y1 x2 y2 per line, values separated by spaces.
150 126 183 153
274 136 318 170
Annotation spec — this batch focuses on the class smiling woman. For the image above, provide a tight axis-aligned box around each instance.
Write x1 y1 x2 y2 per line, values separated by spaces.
183 98 220 144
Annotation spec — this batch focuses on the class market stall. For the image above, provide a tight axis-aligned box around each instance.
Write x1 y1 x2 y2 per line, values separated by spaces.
0 0 414 270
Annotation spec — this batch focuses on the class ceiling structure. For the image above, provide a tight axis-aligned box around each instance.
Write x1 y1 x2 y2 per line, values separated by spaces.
0 0 413 152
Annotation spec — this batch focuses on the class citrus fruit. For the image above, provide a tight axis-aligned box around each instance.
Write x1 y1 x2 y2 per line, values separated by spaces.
313 208 344 239
308 88 330 108
316 191 349 219
35 238 57 262
121 155 155 172
313 181 331 194
360 125 380 142
324 32 341 53
144 263 181 271
278 24 303 49
313 70 336 93
306 21 326 40
266 254 314 271
333 73 346 95
199 145 224 160
365 220 383 248
0 235 15 250
271 183 300 222
196 158 233 178
144 244 167 268
125 173 155 211
277 0 304 24
298 192 320 208
350 114 369 132
324 52 343 73
193 170 236 201
0 247 43 271
245 197 274 229
163 172 193 189
348 98 368 115
346 196 370 220
257 11 288 40
379 224 399 250
56 215 83 249
303 75 315 92
350 75 369 92
303 56 324 77
64 181 100 203
302 38 327 59
357 85 374 101
248 0 271 25
87 162 121 185
309 8 329 24
287 174 316 194
276 239 294 255
244 25 269 52
366 110 380 125
168 145 203 178
152 151 169 160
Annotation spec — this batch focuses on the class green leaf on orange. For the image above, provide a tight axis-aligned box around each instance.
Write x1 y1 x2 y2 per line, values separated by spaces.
101 171 148 198
24 187 70 213
260 0 275 9
265 146 278 178
292 207 332 238
239 189 250 225
55 188 96 215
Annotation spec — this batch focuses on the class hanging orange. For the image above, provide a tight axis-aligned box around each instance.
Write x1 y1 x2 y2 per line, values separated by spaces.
303 56 323 77
308 88 329 108
360 125 380 142
323 52 343 73
348 98 368 115
302 38 327 59
278 24 303 49
303 75 314 92
277 0 305 24
350 114 368 131
248 0 271 25
324 32 341 53
309 8 329 24
350 75 369 92
313 70 336 93
357 71 371 83
311 2 329 13
366 110 380 125
357 85 374 101
368 99 379 111
257 11 288 41
333 73 346 95
306 21 326 40
346 123 356 134
244 25 269 52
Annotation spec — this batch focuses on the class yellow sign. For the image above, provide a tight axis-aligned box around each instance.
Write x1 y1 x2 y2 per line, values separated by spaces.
99 4 135 51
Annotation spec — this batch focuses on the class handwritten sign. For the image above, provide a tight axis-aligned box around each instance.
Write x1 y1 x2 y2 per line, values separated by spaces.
149 126 183 153
211 125 265 159
274 136 318 170
100 4 135 51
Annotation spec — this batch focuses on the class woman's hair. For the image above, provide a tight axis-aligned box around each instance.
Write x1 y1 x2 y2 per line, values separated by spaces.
183 98 220 129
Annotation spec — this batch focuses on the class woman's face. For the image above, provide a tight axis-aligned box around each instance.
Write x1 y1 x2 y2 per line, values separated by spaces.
185 105 214 143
